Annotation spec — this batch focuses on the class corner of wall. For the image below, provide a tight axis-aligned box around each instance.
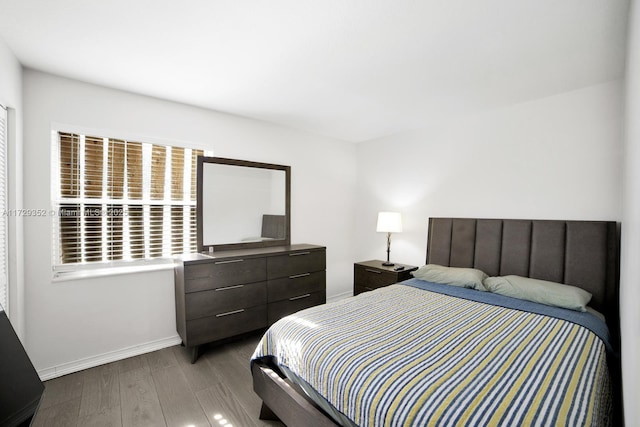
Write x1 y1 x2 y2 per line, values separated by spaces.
0 38 25 341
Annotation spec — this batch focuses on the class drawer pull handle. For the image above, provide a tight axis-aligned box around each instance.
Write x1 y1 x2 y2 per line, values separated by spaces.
365 269 382 274
289 252 310 257
216 309 245 317
215 285 244 291
289 293 311 301
289 273 311 279
215 259 244 265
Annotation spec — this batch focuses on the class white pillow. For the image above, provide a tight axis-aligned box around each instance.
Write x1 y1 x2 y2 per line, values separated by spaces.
412 264 488 291
483 275 592 312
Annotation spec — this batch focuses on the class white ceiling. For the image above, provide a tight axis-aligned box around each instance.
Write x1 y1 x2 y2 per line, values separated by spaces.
0 0 630 142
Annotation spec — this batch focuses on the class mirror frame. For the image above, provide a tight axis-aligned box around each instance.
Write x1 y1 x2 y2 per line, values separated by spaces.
196 156 291 252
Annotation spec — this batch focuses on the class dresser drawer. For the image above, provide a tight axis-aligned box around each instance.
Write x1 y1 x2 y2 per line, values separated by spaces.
185 281 267 320
267 271 325 302
184 257 266 292
267 249 326 279
354 264 399 289
185 305 267 346
267 291 325 324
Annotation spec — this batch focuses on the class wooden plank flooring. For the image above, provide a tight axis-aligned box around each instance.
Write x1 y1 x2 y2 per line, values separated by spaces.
32 331 283 427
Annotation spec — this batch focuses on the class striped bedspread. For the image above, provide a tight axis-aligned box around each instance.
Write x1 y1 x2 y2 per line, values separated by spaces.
252 282 612 426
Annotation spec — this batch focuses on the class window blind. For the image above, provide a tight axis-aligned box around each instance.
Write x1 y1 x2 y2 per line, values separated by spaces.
52 131 205 269
0 106 7 310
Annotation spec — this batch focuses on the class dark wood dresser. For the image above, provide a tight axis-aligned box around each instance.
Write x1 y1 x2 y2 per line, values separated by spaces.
353 260 418 296
175 244 326 362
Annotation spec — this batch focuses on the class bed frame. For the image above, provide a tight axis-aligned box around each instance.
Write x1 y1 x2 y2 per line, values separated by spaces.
251 217 621 426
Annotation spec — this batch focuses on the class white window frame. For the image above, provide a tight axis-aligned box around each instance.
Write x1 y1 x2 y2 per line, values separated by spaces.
50 126 212 281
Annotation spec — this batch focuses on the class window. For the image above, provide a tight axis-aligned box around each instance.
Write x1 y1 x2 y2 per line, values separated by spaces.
0 106 7 309
51 131 206 271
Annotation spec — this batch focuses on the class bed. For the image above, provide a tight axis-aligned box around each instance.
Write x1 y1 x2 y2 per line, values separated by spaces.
251 218 621 426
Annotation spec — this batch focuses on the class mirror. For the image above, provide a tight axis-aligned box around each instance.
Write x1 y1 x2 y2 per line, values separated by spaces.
197 157 291 252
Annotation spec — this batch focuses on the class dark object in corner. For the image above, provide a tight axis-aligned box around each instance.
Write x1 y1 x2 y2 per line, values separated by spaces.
0 305 44 427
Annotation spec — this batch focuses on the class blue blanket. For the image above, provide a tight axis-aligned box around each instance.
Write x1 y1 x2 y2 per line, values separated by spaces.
401 278 612 351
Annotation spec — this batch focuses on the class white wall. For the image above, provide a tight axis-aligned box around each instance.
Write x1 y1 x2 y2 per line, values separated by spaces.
622 1 640 423
22 69 356 377
0 37 25 338
355 81 623 268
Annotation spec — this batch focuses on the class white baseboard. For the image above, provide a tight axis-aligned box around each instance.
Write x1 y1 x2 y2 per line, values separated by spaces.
38 293 353 381
38 335 182 381
327 290 352 303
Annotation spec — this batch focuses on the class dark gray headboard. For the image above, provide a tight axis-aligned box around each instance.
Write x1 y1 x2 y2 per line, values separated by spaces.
261 214 286 239
426 218 619 327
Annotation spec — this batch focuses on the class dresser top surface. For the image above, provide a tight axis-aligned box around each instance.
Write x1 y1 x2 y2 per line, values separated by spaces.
177 243 325 264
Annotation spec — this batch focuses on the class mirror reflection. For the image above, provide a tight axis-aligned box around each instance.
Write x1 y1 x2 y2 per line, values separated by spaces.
201 161 287 246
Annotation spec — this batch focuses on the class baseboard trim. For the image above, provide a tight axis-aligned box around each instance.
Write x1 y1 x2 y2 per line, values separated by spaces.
327 290 352 303
38 293 353 381
37 335 182 381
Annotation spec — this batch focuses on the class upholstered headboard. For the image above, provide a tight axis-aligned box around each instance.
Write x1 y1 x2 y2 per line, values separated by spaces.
261 214 286 239
426 218 619 336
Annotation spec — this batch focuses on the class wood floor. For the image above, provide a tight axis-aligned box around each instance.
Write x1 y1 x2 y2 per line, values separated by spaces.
32 331 284 427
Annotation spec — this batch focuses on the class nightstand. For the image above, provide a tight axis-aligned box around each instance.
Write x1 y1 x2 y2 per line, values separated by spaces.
354 260 418 296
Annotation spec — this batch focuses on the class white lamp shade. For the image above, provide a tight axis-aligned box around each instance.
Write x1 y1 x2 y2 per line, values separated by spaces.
376 212 403 233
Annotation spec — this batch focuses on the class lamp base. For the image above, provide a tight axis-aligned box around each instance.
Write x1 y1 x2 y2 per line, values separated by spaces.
382 261 395 267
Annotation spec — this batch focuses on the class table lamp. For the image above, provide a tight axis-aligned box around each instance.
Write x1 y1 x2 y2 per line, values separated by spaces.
376 212 402 266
